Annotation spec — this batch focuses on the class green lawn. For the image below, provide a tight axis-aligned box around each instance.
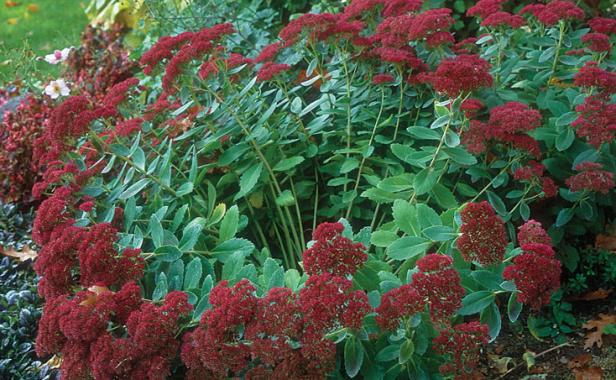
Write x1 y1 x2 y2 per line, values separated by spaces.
0 1 88 85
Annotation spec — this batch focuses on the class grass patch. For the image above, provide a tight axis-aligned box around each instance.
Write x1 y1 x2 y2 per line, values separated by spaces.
0 1 88 85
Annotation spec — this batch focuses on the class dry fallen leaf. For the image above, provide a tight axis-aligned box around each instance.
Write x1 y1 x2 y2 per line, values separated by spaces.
583 314 616 349
26 3 38 12
569 288 613 301
5 0 21 7
568 354 592 369
595 225 616 253
79 285 111 306
574 367 603 380
1 245 38 261
6 17 18 25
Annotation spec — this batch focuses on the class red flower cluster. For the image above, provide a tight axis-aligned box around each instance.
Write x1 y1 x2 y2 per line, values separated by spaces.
182 276 370 378
418 54 493 97
503 243 561 309
519 1 584 26
412 254 465 323
302 222 367 276
582 33 611 52
279 13 364 45
376 284 424 330
460 98 484 118
433 322 489 379
463 102 542 157
457 201 508 266
517 220 552 246
481 11 525 28
373 73 395 84
573 61 616 95
407 8 455 42
468 0 524 28
0 95 51 203
588 17 616 35
512 161 558 199
565 161 615 194
256 62 291 82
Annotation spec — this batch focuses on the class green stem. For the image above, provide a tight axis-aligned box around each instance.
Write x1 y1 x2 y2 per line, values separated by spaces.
548 21 566 84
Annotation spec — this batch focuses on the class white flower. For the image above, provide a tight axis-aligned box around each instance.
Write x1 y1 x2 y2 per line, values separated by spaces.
44 47 72 65
44 79 70 99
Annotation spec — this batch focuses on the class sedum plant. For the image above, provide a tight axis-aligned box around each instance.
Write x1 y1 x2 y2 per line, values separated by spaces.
20 0 616 378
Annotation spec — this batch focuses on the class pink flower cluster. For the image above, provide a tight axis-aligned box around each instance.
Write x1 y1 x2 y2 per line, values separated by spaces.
433 321 489 379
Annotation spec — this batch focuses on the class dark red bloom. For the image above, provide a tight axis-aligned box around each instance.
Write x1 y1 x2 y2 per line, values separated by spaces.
181 280 257 378
542 177 558 198
519 1 584 25
408 8 454 41
503 243 561 309
518 220 552 246
425 31 455 47
566 161 615 194
573 62 616 95
418 54 493 97
256 62 291 82
457 201 508 266
254 42 282 63
588 17 616 35
487 102 542 137
372 73 395 84
412 254 465 322
467 0 505 19
303 222 367 276
582 33 612 52
375 284 424 330
460 98 484 118
481 12 525 28
572 95 616 148
433 322 489 379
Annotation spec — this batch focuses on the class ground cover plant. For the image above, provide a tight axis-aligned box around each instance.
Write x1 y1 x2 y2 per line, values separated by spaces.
0 0 615 378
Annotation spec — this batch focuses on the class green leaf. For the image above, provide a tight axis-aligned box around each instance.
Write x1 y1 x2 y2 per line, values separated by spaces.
444 147 477 166
176 182 194 196
219 205 239 242
555 128 575 151
407 126 441 140
507 292 522 323
416 204 441 229
376 345 400 362
149 215 164 248
422 225 456 241
222 251 246 280
386 236 431 260
152 273 168 301
273 156 305 172
120 178 150 200
235 163 263 200
290 96 302 114
180 218 206 251
458 291 495 315
184 258 203 290
371 230 399 247
399 339 414 364
212 238 255 262
392 200 418 236
555 208 574 227
471 270 503 290
431 183 458 209
275 190 295 207
487 191 507 216
155 246 183 262
344 337 364 378
413 167 437 196
131 147 146 171
481 303 502 342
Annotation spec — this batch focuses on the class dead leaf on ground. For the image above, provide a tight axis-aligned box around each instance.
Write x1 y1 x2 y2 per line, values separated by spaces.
5 1 21 7
569 288 613 301
573 364 604 380
26 3 38 12
595 225 616 253
568 354 592 369
0 245 38 261
6 17 18 25
583 314 616 349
